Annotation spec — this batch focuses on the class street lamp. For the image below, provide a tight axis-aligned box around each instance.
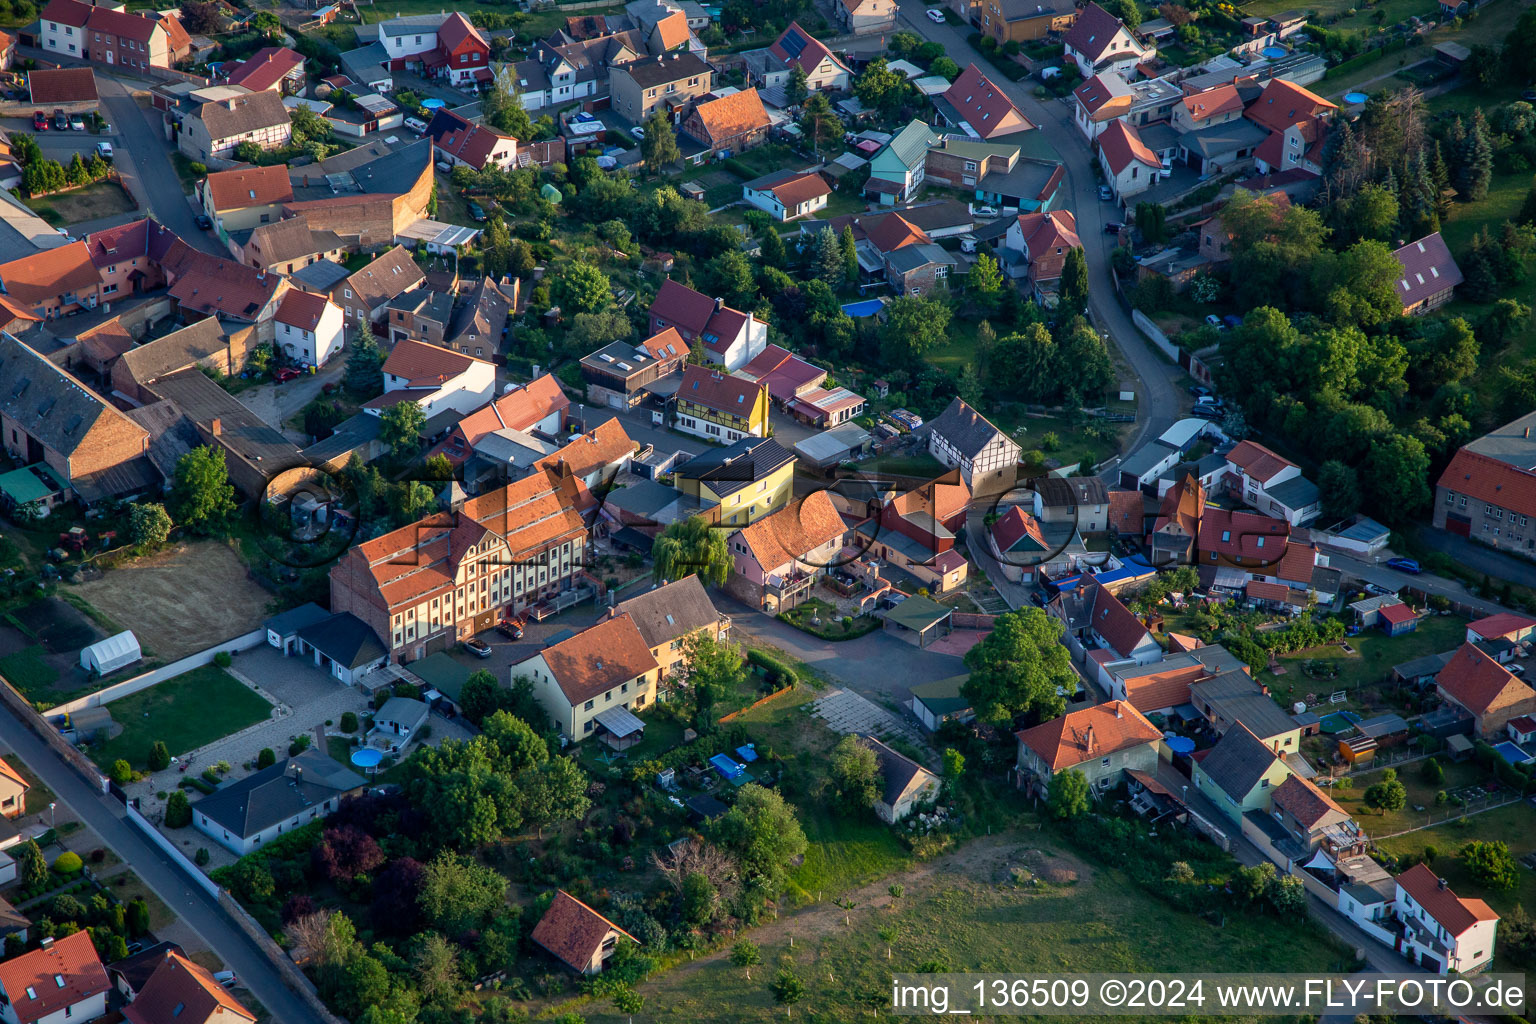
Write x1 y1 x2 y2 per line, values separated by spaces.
48 802 55 828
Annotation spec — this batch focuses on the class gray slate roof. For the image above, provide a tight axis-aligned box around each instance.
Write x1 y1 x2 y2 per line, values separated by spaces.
611 574 722 650
194 748 364 838
0 332 139 462
924 397 1009 459
1197 723 1280 803
290 259 352 291
297 611 386 669
264 602 332 638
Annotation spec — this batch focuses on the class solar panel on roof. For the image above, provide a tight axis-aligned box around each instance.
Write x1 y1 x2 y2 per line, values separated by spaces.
781 28 806 57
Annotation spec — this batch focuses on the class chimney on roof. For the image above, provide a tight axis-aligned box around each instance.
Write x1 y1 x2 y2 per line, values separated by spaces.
210 417 222 435
714 296 723 311
226 97 237 110
39 937 53 950
1438 877 1448 890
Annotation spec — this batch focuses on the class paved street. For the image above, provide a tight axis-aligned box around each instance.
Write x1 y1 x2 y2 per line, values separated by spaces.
1413 530 1536 591
892 1 1187 470
0 709 315 1024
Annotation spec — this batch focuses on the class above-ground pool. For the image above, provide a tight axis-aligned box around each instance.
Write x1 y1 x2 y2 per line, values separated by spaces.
351 748 383 771
1262 45 1287 58
841 299 886 318
709 753 744 779
421 98 446 110
1343 92 1369 104
1494 740 1535 766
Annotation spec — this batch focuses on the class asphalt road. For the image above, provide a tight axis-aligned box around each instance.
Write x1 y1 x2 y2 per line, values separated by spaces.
892 1 1187 469
0 709 315 1024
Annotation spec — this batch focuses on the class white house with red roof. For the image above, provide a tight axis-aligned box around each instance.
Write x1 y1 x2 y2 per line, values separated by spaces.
0 932 110 1024
647 278 767 371
937 64 1034 140
1223 440 1320 525
1062 2 1152 78
1467 612 1536 645
1002 209 1081 303
274 289 343 367
426 108 518 172
741 169 831 221
1435 642 1536 738
753 21 850 92
1434 410 1536 553
1014 699 1162 796
1097 119 1164 202
222 46 305 95
366 339 496 420
377 12 490 88
1391 863 1498 973
1245 78 1334 177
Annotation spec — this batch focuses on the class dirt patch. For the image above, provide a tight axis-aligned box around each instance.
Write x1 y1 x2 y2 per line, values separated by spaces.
68 541 272 661
10 597 101 653
24 180 137 227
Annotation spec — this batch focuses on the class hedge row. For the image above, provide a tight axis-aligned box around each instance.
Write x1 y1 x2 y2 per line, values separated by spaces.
746 649 798 688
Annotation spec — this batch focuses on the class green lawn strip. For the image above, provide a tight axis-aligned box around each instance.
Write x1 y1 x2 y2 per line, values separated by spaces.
1373 803 1536 925
1331 758 1493 837
0 645 59 697
1261 613 1468 711
87 665 272 770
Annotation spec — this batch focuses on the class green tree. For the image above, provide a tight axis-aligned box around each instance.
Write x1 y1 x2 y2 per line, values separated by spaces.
457 669 503 726
387 480 438 528
170 446 236 535
879 295 952 367
1343 183 1400 242
554 261 612 315
853 58 906 113
786 66 808 105
1104 0 1140 27
770 966 805 1016
613 986 645 1024
1057 317 1115 400
680 631 745 729
413 932 462 1005
680 872 718 926
730 940 762 979
256 748 276 770
829 735 879 810
16 840 47 888
345 333 385 396
1058 245 1089 315
942 747 965 794
968 251 1003 309
841 224 859 286
128 502 173 547
708 249 757 310
1047 768 1090 819
653 519 731 586
164 790 192 828
930 56 961 80
988 323 1056 401
418 853 509 934
378 401 426 461
147 740 171 772
1462 839 1519 890
962 608 1074 726
815 224 843 286
1364 433 1431 523
482 76 535 141
481 216 513 279
642 108 681 170
712 784 807 901
1363 767 1407 814
564 308 632 356
110 759 132 786
799 92 843 157
1317 460 1361 521
759 227 787 269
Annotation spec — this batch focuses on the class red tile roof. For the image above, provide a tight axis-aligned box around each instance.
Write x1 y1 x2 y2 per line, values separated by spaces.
768 21 847 75
0 756 28 793
431 374 570 461
1073 74 1130 120
535 613 659 705
535 417 635 480
530 890 638 972
40 0 90 28
735 490 845 571
1062 2 1134 63
942 64 1033 139
1437 446 1536 518
991 505 1046 554
1246 580 1293 604
1122 660 1204 714
762 170 831 208
1437 642 1536 717
651 9 690 50
862 211 929 254
1012 209 1080 280
690 89 770 146
1098 119 1160 175
83 3 168 43
1015 699 1161 772
1396 862 1498 937
640 327 685 360
205 164 294 212
1196 505 1289 565
1468 612 1536 641
1107 488 1144 536
1088 580 1150 658
428 108 516 168
165 249 281 321
0 241 100 306
1225 439 1295 484
1392 232 1463 310
437 11 488 54
345 246 426 311
123 951 255 1024
274 289 332 331
382 339 485 387
1244 78 1335 134
1378 603 1416 626
223 46 303 92
1182 83 1242 122
1270 773 1347 830
27 67 96 104
679 362 764 415
0 932 110 1024
77 317 134 365
84 217 151 268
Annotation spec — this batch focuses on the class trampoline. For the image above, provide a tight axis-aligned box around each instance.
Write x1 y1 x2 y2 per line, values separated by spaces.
1318 710 1362 734
709 753 744 779
1261 45 1287 58
1494 741 1535 766
350 748 383 773
1343 92 1369 104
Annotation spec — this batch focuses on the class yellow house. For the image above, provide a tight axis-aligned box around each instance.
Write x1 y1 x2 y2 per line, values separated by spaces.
673 436 796 527
611 574 731 681
1191 723 1292 827
675 364 770 444
515 614 659 745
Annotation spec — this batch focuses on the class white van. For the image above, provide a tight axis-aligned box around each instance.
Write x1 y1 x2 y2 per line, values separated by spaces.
404 117 429 135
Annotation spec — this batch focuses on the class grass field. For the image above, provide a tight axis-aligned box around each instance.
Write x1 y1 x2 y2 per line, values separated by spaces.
1330 758 1494 836
0 645 60 697
88 665 271 770
1374 802 1536 931
1260 613 1468 710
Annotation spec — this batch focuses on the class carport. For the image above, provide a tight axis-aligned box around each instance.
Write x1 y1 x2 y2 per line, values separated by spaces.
880 595 953 649
594 705 645 751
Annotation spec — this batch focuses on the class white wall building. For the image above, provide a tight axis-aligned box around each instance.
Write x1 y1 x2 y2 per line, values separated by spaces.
274 290 345 368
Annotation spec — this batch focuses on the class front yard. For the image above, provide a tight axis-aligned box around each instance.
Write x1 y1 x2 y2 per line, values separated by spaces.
86 664 272 771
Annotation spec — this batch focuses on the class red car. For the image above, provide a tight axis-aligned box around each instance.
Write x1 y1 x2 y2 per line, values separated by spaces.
32 111 46 130
273 367 301 382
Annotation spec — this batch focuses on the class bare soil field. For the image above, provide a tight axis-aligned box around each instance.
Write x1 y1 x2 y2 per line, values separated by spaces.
69 541 272 661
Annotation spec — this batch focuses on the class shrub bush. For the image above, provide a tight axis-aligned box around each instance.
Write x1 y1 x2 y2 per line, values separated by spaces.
213 651 232 668
256 748 276 769
53 851 83 875
340 711 359 733
746 649 797 687
194 848 211 866
165 791 192 829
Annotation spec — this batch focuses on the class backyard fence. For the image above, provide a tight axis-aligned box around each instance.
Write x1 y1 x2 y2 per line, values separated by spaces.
951 612 998 630
122 801 221 900
1363 792 1523 843
718 683 797 724
43 628 266 717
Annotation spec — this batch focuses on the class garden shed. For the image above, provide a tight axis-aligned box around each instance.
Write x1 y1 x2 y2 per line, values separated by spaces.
80 630 140 676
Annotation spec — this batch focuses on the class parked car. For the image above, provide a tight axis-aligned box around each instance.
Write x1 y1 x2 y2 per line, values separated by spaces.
926 7 945 20
52 110 66 130
1188 384 1212 398
463 637 493 658
1104 221 1123 234
273 366 301 383
1190 405 1223 420
467 200 487 222
69 114 84 131
32 110 46 130
496 619 523 640
1385 557 1422 574
1204 314 1223 327
973 205 997 217
1097 185 1113 201
403 116 428 134
194 214 213 230
95 141 112 159
1364 582 1396 597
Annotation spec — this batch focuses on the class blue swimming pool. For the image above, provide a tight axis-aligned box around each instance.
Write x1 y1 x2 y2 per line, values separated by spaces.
351 748 383 769
709 753 744 779
1262 45 1287 58
1343 92 1369 104
1494 741 1534 766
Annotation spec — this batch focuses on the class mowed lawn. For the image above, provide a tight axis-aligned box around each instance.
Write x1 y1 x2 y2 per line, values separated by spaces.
89 665 271 770
1261 613 1467 710
1375 802 1536 937
1330 758 1496 838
